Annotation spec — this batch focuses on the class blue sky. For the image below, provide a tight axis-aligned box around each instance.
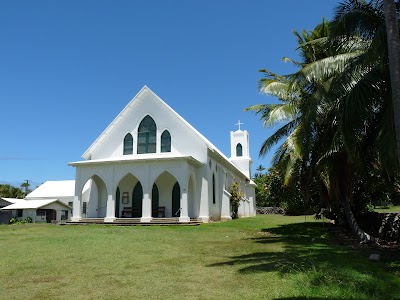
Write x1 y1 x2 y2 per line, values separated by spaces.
0 0 338 188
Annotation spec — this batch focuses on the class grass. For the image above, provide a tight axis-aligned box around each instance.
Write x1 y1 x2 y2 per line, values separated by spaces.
374 205 400 213
0 215 399 300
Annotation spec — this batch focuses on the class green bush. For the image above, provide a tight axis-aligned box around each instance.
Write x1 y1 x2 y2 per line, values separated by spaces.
9 217 19 224
22 217 32 223
230 182 243 219
9 216 33 224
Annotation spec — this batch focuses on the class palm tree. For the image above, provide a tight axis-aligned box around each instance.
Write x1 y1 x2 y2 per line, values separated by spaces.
20 181 31 197
256 165 266 173
246 19 334 214
0 184 25 198
383 0 400 163
247 3 398 242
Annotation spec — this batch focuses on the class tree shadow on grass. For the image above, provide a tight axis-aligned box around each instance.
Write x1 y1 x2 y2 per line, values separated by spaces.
208 222 400 299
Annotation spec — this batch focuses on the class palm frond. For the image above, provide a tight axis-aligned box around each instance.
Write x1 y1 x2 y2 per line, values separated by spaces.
281 57 303 67
258 80 293 101
259 119 298 157
266 104 297 126
300 51 363 82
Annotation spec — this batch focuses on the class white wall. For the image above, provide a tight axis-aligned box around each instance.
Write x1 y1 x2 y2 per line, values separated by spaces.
22 209 36 222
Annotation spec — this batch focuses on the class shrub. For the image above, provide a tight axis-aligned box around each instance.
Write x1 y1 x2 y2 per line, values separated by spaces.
9 216 33 224
9 217 19 224
23 217 33 223
230 182 243 219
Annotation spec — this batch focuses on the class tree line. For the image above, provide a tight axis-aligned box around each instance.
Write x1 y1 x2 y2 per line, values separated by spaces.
0 182 31 199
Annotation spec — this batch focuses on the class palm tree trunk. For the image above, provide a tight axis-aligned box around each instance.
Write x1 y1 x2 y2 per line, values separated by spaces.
383 0 400 164
331 153 374 243
341 196 374 243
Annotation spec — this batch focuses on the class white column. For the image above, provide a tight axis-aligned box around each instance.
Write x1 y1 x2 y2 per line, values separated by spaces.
71 196 82 222
141 192 152 222
221 190 232 221
104 194 116 222
179 191 190 223
141 167 152 223
198 174 210 223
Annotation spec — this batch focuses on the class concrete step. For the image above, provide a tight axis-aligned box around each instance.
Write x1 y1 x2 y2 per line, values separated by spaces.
64 217 202 226
114 218 141 223
80 218 104 223
64 221 201 226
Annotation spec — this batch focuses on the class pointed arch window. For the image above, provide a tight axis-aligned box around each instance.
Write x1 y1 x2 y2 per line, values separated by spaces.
161 130 171 153
212 173 216 204
123 133 133 155
236 143 243 157
137 115 157 154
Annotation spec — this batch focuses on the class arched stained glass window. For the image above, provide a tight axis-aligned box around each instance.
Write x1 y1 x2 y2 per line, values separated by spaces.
123 133 133 155
161 130 171 152
236 143 243 157
137 115 157 154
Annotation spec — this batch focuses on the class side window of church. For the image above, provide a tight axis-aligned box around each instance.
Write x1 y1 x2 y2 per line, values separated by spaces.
236 143 243 157
161 130 171 152
137 115 157 154
212 174 216 204
123 133 133 155
82 202 87 214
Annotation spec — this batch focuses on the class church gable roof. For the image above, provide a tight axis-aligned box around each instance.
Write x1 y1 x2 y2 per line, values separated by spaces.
83 86 219 157
81 86 251 180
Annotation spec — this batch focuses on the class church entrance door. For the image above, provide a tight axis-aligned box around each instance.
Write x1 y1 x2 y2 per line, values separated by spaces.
115 188 120 218
152 184 159 217
132 182 143 218
172 182 180 217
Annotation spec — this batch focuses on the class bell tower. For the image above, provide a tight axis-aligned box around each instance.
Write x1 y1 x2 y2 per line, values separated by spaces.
230 120 252 178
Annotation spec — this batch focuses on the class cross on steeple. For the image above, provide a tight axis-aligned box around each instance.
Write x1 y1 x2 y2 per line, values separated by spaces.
235 120 244 131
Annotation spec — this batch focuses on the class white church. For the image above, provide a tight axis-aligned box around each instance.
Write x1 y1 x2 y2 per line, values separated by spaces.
69 86 256 223
1 86 256 224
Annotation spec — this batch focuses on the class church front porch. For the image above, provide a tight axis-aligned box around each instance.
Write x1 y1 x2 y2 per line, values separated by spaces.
71 156 201 224
65 217 202 226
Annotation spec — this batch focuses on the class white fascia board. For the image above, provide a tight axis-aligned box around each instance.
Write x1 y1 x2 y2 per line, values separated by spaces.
69 155 203 167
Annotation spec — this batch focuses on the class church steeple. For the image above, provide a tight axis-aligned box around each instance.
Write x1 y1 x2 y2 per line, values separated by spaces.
230 121 252 178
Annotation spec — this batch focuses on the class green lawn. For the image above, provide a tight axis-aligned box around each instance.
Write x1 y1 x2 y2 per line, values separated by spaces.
0 215 399 300
374 205 400 213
